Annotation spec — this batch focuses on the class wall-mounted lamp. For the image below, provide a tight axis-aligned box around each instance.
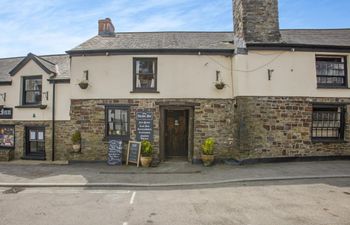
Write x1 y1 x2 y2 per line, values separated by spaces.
0 93 6 102
43 91 49 101
268 69 274 81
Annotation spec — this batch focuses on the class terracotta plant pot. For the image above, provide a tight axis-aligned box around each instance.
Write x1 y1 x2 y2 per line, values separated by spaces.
72 144 81 153
140 156 152 167
201 154 214 166
79 82 89 89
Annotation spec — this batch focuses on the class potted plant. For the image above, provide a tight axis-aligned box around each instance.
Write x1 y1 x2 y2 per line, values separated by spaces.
140 140 153 167
201 138 215 166
71 131 81 153
215 81 226 90
78 80 89 89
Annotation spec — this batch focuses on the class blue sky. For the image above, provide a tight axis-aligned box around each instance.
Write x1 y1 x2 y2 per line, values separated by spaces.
0 0 349 58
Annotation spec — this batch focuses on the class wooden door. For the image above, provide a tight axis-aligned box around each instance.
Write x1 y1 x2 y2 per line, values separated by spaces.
165 110 188 158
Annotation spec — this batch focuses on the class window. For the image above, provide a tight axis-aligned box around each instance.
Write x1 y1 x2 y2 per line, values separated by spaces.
133 58 157 92
22 76 42 105
312 105 345 141
0 125 15 148
106 106 129 140
316 56 347 88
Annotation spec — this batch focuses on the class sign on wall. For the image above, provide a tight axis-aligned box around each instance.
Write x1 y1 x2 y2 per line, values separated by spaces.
0 125 15 148
136 111 153 141
0 108 13 119
107 138 123 166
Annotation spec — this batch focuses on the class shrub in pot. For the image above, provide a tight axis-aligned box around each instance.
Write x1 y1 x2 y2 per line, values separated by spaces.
201 138 215 166
71 131 81 153
140 140 153 167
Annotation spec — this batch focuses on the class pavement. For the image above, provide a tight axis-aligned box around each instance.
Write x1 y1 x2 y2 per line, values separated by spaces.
0 160 349 187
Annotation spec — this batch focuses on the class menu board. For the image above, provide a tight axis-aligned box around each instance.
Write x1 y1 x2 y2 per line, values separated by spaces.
136 111 153 141
0 126 15 148
107 138 123 166
126 141 141 167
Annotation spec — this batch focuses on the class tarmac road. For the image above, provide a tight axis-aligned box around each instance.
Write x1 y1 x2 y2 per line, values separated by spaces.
1 178 350 225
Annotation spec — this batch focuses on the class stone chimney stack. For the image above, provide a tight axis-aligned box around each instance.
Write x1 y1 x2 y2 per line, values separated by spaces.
98 18 115 37
233 0 281 44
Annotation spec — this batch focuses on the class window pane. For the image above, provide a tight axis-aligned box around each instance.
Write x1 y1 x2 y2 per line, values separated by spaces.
135 59 156 89
312 106 344 139
25 79 42 91
316 56 346 87
107 108 129 137
25 91 42 104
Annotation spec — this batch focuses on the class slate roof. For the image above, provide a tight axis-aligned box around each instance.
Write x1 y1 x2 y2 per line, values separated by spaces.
0 54 70 83
68 29 350 53
68 32 235 52
280 29 350 47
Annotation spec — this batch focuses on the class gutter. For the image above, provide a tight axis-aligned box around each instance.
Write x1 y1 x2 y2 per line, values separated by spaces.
66 48 235 56
247 43 350 52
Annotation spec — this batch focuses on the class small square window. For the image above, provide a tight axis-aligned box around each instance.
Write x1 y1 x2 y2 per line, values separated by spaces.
133 58 157 92
312 105 345 141
105 107 129 140
316 56 347 88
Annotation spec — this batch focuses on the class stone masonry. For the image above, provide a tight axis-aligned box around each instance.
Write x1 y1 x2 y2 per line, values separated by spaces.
68 99 235 162
234 0 281 43
0 120 72 161
234 96 350 159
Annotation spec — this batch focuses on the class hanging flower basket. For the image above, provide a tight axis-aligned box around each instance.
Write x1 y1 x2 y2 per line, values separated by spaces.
79 81 89 89
215 82 226 90
39 105 47 110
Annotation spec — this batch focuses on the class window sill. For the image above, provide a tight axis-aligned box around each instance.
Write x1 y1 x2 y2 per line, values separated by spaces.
15 104 47 109
102 136 130 142
317 86 349 89
130 90 160 94
312 139 347 144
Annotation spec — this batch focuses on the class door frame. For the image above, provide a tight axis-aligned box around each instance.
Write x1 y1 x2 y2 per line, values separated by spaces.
24 126 46 160
159 106 194 162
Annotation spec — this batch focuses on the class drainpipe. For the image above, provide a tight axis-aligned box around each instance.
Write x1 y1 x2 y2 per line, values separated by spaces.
51 80 56 161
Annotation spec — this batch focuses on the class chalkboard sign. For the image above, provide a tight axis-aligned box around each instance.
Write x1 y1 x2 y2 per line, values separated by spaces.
136 111 153 141
126 141 141 167
107 138 123 166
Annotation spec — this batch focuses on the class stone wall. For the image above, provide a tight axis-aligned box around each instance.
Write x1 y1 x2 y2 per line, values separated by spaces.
233 0 280 43
234 96 350 159
68 99 235 161
0 120 72 161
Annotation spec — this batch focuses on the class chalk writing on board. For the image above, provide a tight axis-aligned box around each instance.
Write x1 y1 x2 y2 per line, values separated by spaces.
107 139 123 166
136 111 153 141
127 141 141 167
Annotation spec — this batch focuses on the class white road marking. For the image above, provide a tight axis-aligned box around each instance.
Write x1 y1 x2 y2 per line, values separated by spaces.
19 189 131 194
122 222 128 225
130 191 136 204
